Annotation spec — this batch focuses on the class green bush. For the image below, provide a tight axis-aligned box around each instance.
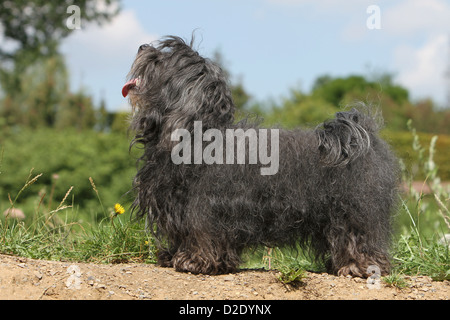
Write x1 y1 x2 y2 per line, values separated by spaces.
0 128 137 222
383 129 450 181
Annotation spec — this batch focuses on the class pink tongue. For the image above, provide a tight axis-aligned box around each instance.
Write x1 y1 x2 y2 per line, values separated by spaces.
122 78 138 97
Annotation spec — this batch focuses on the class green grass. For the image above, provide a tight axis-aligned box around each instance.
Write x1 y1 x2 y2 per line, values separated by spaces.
388 121 450 280
0 170 156 264
382 272 409 289
392 232 449 281
0 123 449 283
1 205 156 264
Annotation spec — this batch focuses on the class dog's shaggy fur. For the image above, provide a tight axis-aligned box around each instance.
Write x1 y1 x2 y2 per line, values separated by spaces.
123 36 399 277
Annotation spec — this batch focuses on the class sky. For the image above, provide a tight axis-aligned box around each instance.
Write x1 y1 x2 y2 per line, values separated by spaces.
59 0 450 111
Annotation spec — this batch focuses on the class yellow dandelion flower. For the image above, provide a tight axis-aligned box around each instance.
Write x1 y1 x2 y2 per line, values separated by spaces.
114 203 125 215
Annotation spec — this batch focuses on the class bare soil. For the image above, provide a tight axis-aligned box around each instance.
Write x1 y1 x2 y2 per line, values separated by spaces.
0 254 448 300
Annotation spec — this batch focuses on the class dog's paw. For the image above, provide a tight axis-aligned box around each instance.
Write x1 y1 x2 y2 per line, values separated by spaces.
157 250 174 267
337 263 364 278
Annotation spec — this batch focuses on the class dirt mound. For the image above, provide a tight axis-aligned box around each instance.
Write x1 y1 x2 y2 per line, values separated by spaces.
0 254 448 300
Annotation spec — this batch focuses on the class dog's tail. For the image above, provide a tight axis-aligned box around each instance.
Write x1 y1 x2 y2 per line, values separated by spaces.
315 105 382 167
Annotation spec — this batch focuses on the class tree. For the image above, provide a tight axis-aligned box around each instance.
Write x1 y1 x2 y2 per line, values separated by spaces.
56 90 97 130
311 73 409 107
0 0 120 128
212 50 251 110
312 75 372 106
264 88 337 128
22 55 69 127
0 0 119 59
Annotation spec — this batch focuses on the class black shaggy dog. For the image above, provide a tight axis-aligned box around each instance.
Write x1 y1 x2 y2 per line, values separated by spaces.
122 36 399 277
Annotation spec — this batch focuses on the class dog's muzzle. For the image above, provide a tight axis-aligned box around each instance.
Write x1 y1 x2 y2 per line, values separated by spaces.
122 77 140 97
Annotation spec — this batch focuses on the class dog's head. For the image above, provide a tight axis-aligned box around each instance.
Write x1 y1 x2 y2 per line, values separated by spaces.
123 36 235 146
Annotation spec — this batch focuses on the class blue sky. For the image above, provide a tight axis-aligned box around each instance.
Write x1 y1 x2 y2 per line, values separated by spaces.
60 0 450 111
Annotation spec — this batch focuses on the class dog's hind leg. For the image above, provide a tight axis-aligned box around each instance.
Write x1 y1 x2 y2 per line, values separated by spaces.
327 229 391 278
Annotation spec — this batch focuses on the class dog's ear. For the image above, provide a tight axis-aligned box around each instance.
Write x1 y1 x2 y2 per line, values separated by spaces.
198 80 235 129
157 82 234 150
130 107 163 147
158 63 235 142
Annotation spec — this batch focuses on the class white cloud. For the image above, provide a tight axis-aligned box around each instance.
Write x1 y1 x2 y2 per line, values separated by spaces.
383 0 450 37
61 9 158 110
265 0 368 9
382 0 450 105
393 34 448 104
339 0 450 41
63 9 158 69
309 0 449 105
